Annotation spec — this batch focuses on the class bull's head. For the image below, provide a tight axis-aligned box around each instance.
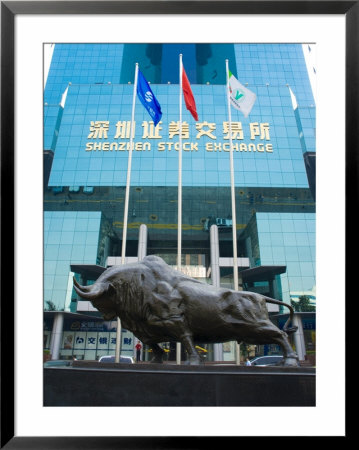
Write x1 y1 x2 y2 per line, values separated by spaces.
73 277 117 320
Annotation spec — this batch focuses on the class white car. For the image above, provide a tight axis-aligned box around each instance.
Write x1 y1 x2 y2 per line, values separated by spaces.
98 355 134 364
249 355 283 366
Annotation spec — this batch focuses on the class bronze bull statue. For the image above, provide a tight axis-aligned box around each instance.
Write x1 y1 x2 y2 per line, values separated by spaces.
73 255 299 366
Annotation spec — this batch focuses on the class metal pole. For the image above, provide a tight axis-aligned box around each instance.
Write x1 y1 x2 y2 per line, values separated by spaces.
115 62 139 363
225 59 239 292
176 54 183 365
226 59 240 365
178 53 183 272
121 62 138 264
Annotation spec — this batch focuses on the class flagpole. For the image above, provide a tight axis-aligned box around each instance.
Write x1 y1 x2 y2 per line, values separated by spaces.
115 62 139 363
178 53 183 272
226 59 241 365
176 54 183 365
225 60 239 291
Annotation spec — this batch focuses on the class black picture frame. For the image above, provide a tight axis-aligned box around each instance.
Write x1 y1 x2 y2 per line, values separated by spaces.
1 1 352 447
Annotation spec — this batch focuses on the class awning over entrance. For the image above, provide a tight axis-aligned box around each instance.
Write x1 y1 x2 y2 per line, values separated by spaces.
70 264 106 280
43 310 104 321
240 265 286 283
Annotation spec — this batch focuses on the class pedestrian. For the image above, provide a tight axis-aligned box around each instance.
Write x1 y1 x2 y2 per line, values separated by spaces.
245 357 251 366
135 340 142 362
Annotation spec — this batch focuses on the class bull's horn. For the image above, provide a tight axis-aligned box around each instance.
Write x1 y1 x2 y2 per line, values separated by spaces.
73 278 106 300
73 277 87 290
73 277 93 292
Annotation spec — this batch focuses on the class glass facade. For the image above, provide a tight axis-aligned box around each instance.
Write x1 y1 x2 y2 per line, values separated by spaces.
47 83 310 189
44 43 316 362
44 211 103 312
244 212 316 304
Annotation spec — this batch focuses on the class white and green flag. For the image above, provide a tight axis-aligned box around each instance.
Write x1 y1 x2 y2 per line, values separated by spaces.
228 70 256 117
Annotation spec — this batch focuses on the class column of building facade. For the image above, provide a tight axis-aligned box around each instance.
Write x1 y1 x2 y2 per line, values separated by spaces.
49 312 64 360
293 314 306 361
210 224 223 361
137 224 148 261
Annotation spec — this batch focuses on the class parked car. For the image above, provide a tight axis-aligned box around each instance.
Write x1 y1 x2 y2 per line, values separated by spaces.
44 360 73 367
203 216 232 232
98 355 134 364
249 355 283 366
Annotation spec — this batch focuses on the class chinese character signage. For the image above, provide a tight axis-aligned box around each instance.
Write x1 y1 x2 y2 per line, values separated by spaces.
97 332 110 350
85 120 273 154
48 83 308 189
60 327 135 359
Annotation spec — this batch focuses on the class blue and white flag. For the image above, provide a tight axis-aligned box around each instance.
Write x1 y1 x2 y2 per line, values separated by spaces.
137 69 162 126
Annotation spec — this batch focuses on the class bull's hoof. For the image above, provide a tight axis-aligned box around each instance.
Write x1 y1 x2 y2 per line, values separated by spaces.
150 357 163 364
188 355 201 365
285 326 298 334
182 356 201 365
282 357 300 367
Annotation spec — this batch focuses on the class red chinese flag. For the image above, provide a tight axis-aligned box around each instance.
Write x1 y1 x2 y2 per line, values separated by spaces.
182 67 198 121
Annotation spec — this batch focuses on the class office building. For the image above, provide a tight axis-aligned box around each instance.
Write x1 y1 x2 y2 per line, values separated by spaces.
44 43 316 363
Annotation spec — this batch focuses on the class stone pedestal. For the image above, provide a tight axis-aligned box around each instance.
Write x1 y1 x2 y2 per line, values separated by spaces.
44 362 315 407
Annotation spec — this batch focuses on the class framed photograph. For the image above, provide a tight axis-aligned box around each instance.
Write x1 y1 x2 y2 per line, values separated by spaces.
2 1 352 447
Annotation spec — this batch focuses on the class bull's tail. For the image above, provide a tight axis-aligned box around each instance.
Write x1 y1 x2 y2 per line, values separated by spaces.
263 296 298 334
